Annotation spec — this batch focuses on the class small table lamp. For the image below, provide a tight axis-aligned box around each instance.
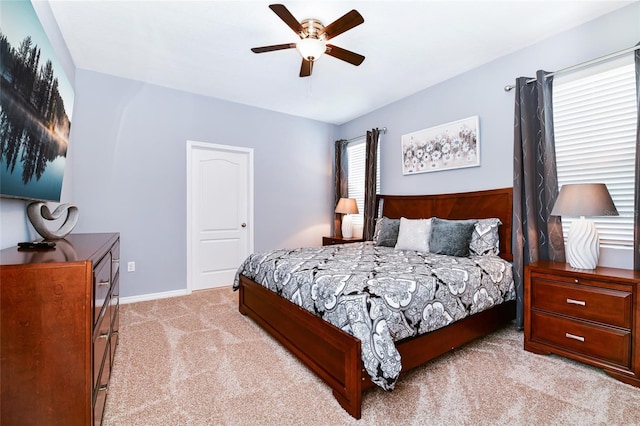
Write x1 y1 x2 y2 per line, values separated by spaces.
335 198 359 239
550 183 618 269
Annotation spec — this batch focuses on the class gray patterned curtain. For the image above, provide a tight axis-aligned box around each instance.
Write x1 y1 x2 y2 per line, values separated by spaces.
513 70 565 329
334 139 348 237
363 129 380 240
634 45 640 270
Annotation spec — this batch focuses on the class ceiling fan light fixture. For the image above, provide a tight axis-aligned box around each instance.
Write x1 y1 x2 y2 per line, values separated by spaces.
251 5 365 77
296 37 326 61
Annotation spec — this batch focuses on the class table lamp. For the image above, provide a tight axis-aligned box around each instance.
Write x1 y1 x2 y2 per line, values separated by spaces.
550 183 618 269
335 198 359 239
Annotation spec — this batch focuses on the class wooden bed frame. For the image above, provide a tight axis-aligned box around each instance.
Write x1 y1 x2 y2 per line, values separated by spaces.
238 187 515 419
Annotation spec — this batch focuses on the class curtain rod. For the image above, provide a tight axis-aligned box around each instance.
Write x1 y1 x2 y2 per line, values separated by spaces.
344 127 387 143
504 44 640 92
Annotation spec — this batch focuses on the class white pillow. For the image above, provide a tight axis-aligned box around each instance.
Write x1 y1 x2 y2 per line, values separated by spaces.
394 217 432 252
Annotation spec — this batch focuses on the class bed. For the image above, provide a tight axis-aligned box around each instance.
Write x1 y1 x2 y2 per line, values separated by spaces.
234 187 515 419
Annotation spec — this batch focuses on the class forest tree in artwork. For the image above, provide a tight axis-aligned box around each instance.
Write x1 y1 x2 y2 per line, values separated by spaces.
0 0 73 202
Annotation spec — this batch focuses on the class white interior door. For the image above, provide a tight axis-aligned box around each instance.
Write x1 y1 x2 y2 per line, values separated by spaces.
188 141 253 290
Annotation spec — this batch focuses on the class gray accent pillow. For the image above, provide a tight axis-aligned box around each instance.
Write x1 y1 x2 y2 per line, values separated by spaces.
429 218 477 257
373 217 400 247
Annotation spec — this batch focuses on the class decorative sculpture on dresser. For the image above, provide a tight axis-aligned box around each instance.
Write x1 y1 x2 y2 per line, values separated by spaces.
27 202 79 240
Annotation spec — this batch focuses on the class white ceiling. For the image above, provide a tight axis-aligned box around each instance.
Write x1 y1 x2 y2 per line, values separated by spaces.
47 0 633 125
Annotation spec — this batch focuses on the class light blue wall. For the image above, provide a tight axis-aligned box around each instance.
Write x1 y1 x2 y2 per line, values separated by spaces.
1 3 638 287
336 3 639 268
69 70 334 298
337 3 639 195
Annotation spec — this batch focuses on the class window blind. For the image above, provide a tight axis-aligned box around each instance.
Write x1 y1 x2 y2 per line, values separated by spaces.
347 137 380 230
552 55 637 248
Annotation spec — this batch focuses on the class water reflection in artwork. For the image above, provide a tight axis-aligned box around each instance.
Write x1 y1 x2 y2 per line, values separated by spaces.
0 1 73 202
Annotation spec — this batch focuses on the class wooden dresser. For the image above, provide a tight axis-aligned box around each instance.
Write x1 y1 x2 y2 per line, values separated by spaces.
524 260 639 387
1 233 121 425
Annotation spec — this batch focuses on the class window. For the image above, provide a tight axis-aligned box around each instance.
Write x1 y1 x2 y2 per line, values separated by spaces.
347 136 381 232
553 55 637 249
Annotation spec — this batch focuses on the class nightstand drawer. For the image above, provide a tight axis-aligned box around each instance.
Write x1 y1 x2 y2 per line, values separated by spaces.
322 236 364 246
531 278 632 328
531 311 631 368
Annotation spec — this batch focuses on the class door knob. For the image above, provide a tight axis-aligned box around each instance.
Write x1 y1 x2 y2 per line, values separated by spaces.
241 223 247 228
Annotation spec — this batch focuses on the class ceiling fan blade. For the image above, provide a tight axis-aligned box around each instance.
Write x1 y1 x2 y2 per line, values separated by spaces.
300 59 313 77
251 43 296 53
269 4 304 37
319 10 364 40
325 44 365 66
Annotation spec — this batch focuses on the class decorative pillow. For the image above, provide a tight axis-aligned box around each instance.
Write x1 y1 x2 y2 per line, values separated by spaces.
429 218 477 257
373 217 401 247
469 218 502 256
394 217 432 252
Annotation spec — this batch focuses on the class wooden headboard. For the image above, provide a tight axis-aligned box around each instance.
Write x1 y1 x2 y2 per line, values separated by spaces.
375 187 513 261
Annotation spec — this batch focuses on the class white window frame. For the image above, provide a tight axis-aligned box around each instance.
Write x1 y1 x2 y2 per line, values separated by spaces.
552 54 637 253
347 136 381 237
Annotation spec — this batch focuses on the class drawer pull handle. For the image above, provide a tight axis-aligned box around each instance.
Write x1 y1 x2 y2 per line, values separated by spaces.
565 332 585 342
99 332 109 339
566 298 586 306
97 384 108 392
98 280 110 287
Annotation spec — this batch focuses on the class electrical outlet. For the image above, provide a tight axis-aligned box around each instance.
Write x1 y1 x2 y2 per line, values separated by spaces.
127 261 135 272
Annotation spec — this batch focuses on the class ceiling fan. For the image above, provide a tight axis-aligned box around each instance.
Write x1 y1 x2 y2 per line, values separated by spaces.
251 4 365 77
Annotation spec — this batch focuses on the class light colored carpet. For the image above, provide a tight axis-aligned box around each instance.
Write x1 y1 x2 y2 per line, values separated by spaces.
103 287 640 425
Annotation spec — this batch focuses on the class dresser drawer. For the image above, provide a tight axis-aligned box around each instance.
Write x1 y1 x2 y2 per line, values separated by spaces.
93 341 110 426
531 278 632 328
93 309 110 390
110 302 120 366
94 253 112 325
109 276 120 366
531 311 631 368
111 240 120 281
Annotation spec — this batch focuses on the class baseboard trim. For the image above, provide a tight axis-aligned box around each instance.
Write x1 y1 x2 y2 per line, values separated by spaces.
120 289 191 305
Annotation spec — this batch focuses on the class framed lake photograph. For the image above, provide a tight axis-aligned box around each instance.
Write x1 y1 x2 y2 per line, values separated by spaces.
0 1 74 202
401 116 479 175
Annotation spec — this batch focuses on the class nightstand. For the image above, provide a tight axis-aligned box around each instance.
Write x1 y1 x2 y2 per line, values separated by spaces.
524 260 640 388
322 236 365 246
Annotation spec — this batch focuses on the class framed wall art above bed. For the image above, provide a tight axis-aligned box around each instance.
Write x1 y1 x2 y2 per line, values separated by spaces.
401 116 479 175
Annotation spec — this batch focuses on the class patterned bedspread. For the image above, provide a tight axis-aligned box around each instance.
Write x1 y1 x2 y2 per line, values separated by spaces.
233 242 515 391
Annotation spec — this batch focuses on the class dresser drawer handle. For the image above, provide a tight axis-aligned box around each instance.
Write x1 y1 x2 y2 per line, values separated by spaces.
565 332 585 342
98 280 110 287
97 384 108 393
99 332 109 339
566 298 586 306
